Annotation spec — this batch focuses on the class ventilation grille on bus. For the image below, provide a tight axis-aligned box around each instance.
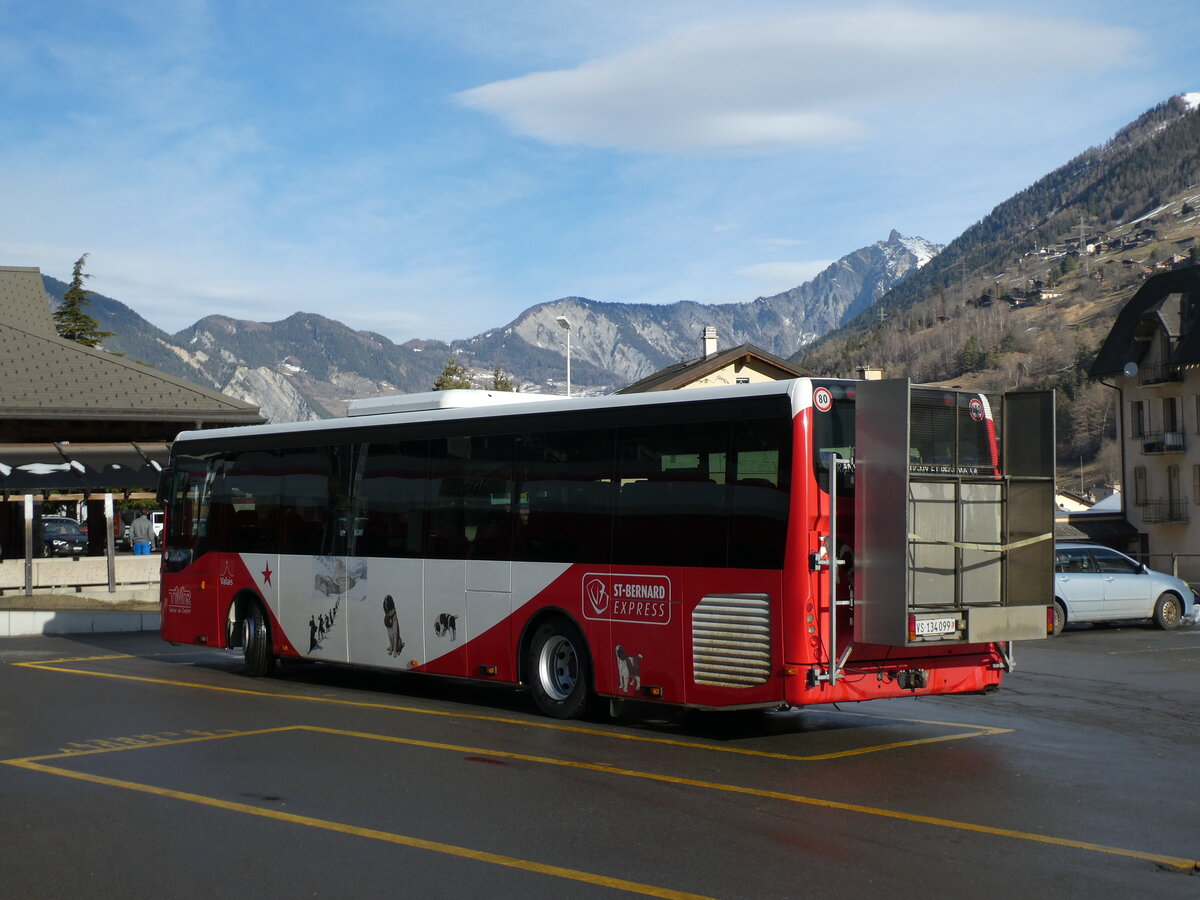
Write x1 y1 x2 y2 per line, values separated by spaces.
691 594 772 688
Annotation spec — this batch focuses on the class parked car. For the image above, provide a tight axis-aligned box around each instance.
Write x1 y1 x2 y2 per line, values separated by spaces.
40 518 88 557
1052 542 1196 635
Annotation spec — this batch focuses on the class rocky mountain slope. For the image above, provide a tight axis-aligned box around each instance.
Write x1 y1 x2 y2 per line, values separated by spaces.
49 230 938 418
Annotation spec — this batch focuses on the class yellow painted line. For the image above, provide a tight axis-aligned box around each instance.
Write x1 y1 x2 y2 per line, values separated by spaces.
6 724 1197 873
4 759 710 898
15 657 1010 760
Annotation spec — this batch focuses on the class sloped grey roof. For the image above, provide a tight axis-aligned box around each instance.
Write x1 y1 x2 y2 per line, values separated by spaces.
0 266 57 337
0 265 262 428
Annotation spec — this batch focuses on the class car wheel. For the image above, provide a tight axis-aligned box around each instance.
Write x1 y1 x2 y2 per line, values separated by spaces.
1153 593 1182 630
1051 599 1066 636
526 618 591 719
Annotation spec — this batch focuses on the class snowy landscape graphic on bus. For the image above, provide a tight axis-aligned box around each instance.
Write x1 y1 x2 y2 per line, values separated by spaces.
158 380 1054 718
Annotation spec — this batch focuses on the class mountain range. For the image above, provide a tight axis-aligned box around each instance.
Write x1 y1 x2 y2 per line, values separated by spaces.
41 92 1200 434
45 230 939 420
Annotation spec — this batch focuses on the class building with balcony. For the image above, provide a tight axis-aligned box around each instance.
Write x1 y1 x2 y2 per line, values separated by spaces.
1090 265 1200 579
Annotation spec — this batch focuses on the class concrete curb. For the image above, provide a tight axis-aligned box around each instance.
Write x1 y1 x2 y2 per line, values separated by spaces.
0 609 161 637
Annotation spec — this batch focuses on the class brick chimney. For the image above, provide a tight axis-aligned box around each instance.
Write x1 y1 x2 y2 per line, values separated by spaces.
702 325 718 359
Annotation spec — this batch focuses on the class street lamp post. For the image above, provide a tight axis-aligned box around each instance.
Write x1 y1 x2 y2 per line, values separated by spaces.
555 315 572 397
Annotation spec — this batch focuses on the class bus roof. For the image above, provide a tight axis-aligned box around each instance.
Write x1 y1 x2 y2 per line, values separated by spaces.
170 380 814 447
346 389 560 417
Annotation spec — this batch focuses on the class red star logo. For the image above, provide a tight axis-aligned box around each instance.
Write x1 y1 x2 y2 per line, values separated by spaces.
261 563 273 586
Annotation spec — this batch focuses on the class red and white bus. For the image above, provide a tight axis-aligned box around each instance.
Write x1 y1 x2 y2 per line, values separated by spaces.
158 378 1055 718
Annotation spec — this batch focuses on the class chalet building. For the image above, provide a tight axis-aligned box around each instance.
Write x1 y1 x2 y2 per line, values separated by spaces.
1090 264 1200 579
0 265 263 560
616 326 808 393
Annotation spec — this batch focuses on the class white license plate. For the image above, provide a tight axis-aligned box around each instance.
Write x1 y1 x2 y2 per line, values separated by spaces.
914 617 957 636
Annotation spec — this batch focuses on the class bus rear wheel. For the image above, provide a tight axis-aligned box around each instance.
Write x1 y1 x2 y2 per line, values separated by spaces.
527 619 590 719
242 603 276 677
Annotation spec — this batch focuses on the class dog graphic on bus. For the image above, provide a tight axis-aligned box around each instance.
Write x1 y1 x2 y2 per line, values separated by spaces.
433 612 458 641
614 645 642 693
382 595 404 656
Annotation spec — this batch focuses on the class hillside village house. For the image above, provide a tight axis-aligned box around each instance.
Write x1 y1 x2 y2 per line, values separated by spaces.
617 326 811 393
1090 265 1200 581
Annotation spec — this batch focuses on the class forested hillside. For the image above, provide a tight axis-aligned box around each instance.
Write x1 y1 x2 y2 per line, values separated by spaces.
796 95 1200 492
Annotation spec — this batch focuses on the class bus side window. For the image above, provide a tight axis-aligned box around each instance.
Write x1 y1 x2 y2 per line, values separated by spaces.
427 434 515 561
514 429 614 564
614 422 728 567
729 419 790 569
357 440 428 559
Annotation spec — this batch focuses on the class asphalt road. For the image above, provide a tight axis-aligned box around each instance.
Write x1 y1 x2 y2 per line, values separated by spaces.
1 620 1197 899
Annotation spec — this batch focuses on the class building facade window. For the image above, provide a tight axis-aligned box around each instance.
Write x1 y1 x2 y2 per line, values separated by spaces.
1133 465 1147 506
1130 400 1147 438
1164 396 1181 434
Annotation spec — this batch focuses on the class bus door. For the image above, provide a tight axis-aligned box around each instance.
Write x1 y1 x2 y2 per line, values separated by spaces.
160 462 218 646
423 434 516 678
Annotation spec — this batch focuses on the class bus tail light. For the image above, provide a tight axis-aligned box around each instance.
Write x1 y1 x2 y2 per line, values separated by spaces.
1046 606 1055 635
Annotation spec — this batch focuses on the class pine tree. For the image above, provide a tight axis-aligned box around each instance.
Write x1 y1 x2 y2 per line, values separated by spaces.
491 365 515 392
53 254 113 347
433 357 473 390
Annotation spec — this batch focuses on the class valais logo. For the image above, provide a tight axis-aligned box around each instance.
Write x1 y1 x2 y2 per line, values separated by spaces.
219 561 235 587
582 573 671 625
166 585 192 614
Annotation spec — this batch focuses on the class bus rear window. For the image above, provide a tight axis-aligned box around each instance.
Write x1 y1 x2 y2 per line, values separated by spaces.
812 382 856 495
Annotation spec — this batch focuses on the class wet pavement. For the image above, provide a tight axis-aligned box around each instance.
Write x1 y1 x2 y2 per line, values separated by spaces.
0 623 1196 898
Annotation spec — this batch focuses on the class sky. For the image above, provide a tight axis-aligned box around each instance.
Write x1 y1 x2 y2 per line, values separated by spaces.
1 1 1197 343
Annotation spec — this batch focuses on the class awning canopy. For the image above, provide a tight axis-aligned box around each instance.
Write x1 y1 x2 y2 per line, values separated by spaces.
0 442 171 493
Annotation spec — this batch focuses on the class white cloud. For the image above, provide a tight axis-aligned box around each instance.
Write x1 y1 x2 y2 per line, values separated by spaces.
456 5 1137 154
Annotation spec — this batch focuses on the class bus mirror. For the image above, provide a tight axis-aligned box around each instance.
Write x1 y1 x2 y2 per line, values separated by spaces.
156 468 174 506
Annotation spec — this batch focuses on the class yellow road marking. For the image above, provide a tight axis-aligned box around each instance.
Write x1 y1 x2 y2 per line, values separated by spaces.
4 741 710 899
6 725 1197 873
15 656 1010 760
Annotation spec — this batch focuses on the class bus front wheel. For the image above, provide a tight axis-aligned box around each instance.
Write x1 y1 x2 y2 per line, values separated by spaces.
242 604 276 677
527 619 591 719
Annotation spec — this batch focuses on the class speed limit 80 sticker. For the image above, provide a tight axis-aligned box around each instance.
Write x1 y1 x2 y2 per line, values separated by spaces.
813 386 833 412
